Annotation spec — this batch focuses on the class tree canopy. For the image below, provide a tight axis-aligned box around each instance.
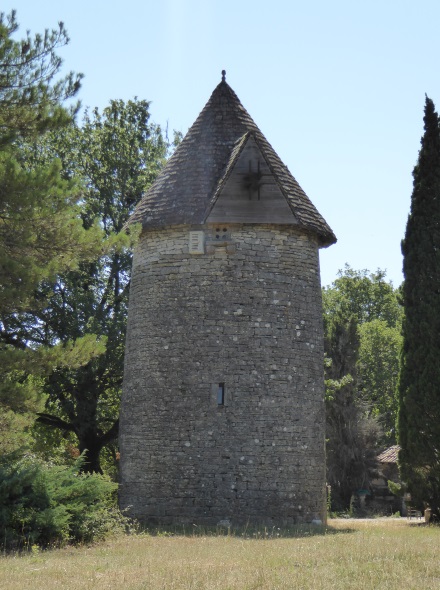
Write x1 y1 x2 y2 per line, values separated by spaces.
323 266 402 510
0 10 82 145
0 11 168 548
0 12 102 450
0 10 99 315
26 99 168 472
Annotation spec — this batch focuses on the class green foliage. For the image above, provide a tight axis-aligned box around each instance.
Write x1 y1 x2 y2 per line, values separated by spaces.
0 151 102 314
0 410 38 455
17 98 168 472
358 320 402 442
0 14 166 469
1 336 106 396
0 10 82 145
323 265 402 330
0 10 95 312
0 12 102 453
325 356 381 510
388 480 405 498
323 266 402 510
324 356 354 404
398 96 440 516
0 452 127 550
323 266 402 434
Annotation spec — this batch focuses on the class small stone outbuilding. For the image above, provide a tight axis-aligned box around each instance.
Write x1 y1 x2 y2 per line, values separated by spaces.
119 73 336 526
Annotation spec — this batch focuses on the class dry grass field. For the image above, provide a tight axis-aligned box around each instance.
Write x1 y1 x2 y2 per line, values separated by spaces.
1 518 439 589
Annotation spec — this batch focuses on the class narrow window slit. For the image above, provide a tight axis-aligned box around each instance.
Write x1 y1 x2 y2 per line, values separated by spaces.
217 383 225 406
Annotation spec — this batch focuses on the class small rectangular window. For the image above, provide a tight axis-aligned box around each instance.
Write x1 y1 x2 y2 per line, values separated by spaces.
217 383 225 406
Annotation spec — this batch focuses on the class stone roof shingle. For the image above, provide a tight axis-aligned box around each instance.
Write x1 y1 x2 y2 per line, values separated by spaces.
129 78 336 247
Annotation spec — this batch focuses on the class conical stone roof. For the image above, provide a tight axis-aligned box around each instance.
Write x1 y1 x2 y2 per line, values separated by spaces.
129 76 336 247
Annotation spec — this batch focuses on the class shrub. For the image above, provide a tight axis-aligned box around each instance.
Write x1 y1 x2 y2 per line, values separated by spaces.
0 452 129 550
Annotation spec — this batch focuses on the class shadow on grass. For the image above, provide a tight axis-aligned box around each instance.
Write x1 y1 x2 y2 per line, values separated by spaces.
135 522 355 540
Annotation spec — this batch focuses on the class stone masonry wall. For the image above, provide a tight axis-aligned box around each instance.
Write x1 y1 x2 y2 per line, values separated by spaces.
119 223 327 526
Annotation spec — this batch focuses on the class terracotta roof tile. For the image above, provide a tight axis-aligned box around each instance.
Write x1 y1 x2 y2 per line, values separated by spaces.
129 79 336 247
377 445 400 463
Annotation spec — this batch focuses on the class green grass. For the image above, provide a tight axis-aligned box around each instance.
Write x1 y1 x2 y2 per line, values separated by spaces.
1 518 439 589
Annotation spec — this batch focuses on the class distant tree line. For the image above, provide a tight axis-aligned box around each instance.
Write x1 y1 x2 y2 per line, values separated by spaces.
323 266 402 511
325 95 440 519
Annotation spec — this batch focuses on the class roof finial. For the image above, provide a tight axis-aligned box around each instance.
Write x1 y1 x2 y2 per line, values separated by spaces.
221 70 226 82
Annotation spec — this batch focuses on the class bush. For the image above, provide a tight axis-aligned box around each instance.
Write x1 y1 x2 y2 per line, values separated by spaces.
0 452 129 550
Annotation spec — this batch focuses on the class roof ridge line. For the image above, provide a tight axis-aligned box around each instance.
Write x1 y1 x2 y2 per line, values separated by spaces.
250 132 305 224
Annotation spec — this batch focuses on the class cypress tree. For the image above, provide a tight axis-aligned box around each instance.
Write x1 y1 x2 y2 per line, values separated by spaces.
398 96 440 517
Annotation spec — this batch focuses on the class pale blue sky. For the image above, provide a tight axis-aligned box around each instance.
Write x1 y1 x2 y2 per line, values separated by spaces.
7 0 440 287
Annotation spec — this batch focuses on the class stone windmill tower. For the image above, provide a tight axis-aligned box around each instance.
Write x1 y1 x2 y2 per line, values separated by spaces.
119 72 336 526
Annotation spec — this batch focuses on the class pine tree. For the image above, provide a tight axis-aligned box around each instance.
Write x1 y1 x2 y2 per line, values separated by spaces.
0 10 92 315
0 10 82 145
0 12 100 452
398 96 440 517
